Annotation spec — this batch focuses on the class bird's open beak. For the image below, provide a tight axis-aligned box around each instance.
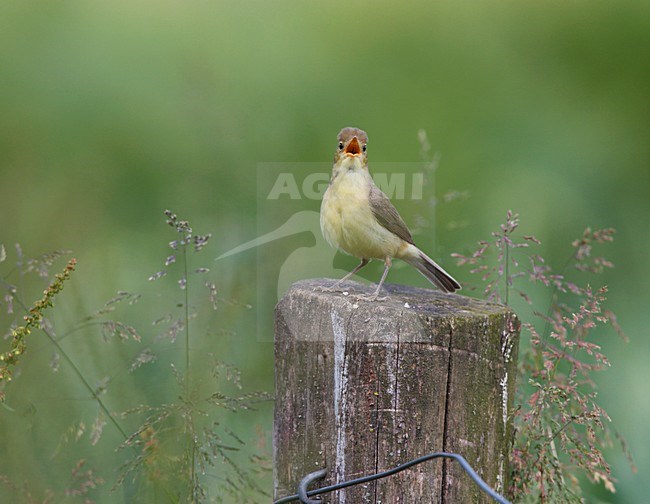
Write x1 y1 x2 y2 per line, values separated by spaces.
344 137 361 156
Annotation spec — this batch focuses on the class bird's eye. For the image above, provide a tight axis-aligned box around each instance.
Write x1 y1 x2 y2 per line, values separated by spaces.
338 142 344 150
362 145 367 152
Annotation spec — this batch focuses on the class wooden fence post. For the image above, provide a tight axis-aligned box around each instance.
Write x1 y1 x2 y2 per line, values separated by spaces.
274 279 520 503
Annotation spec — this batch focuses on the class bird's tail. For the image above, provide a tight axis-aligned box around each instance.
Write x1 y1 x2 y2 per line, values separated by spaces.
403 246 461 293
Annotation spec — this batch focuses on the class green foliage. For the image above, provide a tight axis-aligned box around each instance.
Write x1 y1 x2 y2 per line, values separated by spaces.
0 251 76 395
111 211 271 502
454 213 635 502
0 213 271 503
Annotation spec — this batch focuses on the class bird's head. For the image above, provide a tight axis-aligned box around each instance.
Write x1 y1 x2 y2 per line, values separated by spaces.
334 127 368 165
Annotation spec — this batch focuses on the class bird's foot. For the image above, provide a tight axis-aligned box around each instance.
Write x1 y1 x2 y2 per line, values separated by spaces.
314 284 355 296
314 284 339 293
350 292 388 302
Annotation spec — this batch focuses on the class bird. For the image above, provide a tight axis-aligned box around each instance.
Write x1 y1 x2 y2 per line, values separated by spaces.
320 127 461 300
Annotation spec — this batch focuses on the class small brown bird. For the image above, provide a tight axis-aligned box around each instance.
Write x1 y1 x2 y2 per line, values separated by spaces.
320 127 461 300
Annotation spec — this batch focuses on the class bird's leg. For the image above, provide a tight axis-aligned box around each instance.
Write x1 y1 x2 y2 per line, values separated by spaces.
356 257 391 301
318 258 370 292
370 257 391 300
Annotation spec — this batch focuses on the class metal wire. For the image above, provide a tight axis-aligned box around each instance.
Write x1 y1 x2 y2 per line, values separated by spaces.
297 469 327 504
273 451 511 504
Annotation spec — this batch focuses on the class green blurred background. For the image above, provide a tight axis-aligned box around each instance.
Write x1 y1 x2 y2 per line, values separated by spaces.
1 0 648 501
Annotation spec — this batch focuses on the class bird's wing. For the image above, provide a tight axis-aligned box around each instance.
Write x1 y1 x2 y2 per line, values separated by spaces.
369 183 415 245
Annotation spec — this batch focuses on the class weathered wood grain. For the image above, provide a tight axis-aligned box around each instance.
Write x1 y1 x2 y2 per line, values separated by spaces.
274 279 519 503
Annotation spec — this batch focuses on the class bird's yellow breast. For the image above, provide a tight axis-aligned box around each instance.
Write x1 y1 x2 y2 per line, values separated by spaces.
320 169 403 260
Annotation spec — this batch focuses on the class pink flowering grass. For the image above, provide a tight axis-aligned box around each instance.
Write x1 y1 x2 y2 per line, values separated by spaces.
453 211 634 502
